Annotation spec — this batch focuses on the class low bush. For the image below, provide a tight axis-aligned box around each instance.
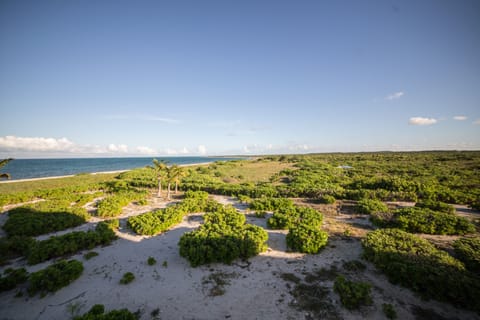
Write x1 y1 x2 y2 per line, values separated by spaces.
268 206 323 230
147 257 156 266
96 190 147 217
27 222 117 264
0 236 35 264
3 201 88 237
362 228 480 312
249 197 294 212
128 194 219 236
83 251 99 260
28 259 83 296
0 267 28 292
318 194 336 204
333 275 372 310
286 224 328 254
376 207 476 235
179 209 268 267
73 304 139 320
415 199 455 214
355 199 388 214
453 237 480 274
120 272 135 284
382 303 397 319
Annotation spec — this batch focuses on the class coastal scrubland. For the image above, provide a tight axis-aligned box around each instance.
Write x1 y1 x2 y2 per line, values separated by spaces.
0 151 479 319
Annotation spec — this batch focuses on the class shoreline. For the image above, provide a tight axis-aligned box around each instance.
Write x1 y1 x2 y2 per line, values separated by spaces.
0 161 213 184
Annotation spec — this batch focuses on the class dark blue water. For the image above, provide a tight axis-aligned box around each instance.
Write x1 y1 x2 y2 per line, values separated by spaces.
1 157 240 181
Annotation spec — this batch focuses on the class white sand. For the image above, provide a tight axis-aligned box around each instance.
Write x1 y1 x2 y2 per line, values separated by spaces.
0 196 478 320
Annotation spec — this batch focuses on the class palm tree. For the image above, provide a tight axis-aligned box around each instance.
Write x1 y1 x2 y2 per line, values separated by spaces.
170 165 185 194
148 159 167 197
165 165 174 200
0 158 13 180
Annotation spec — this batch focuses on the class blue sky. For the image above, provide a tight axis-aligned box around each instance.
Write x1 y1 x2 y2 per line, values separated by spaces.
1 0 479 158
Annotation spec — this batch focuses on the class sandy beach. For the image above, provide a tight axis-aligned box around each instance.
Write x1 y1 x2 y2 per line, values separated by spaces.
0 195 477 320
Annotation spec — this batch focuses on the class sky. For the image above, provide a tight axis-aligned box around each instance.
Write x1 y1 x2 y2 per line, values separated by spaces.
1 0 479 158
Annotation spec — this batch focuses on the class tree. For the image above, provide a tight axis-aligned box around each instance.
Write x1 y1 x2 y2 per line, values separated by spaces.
148 159 167 197
0 158 13 180
171 165 185 194
165 166 174 200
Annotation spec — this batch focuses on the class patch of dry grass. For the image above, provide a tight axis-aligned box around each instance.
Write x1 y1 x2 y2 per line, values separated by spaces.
210 160 293 184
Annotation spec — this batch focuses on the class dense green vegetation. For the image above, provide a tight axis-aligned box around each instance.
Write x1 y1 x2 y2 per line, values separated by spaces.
333 275 372 310
371 207 475 235
415 199 455 214
453 237 480 275
28 259 84 297
127 191 210 236
355 198 389 214
179 205 268 267
73 305 139 320
253 198 328 253
97 190 148 217
3 200 89 237
173 152 480 207
362 228 480 312
27 222 117 264
119 272 135 284
286 224 328 254
0 267 28 292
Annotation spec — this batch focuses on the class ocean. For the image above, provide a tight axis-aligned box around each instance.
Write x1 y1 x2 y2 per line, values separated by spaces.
1 157 240 181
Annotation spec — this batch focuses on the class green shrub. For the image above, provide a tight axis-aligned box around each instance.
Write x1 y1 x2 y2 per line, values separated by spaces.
318 194 336 204
147 256 156 266
97 190 147 217
333 276 372 310
249 197 294 212
0 236 35 264
84 251 99 260
73 304 139 320
128 196 222 236
184 190 209 200
0 267 28 292
27 222 117 264
179 209 268 267
392 207 474 235
415 200 455 214
362 228 480 312
355 199 388 214
103 219 119 230
267 206 323 230
120 272 135 284
28 259 83 296
286 224 328 254
453 237 480 274
3 202 88 237
382 303 397 319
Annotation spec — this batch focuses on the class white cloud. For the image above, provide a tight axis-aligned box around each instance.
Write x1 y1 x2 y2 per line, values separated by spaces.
165 148 178 155
453 115 467 121
409 117 437 126
180 147 189 154
474 119 480 125
136 146 156 155
107 144 128 153
0 135 159 156
385 91 404 100
197 145 207 155
0 136 74 151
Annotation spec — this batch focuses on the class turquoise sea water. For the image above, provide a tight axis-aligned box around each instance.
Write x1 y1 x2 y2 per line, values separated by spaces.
1 157 239 181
